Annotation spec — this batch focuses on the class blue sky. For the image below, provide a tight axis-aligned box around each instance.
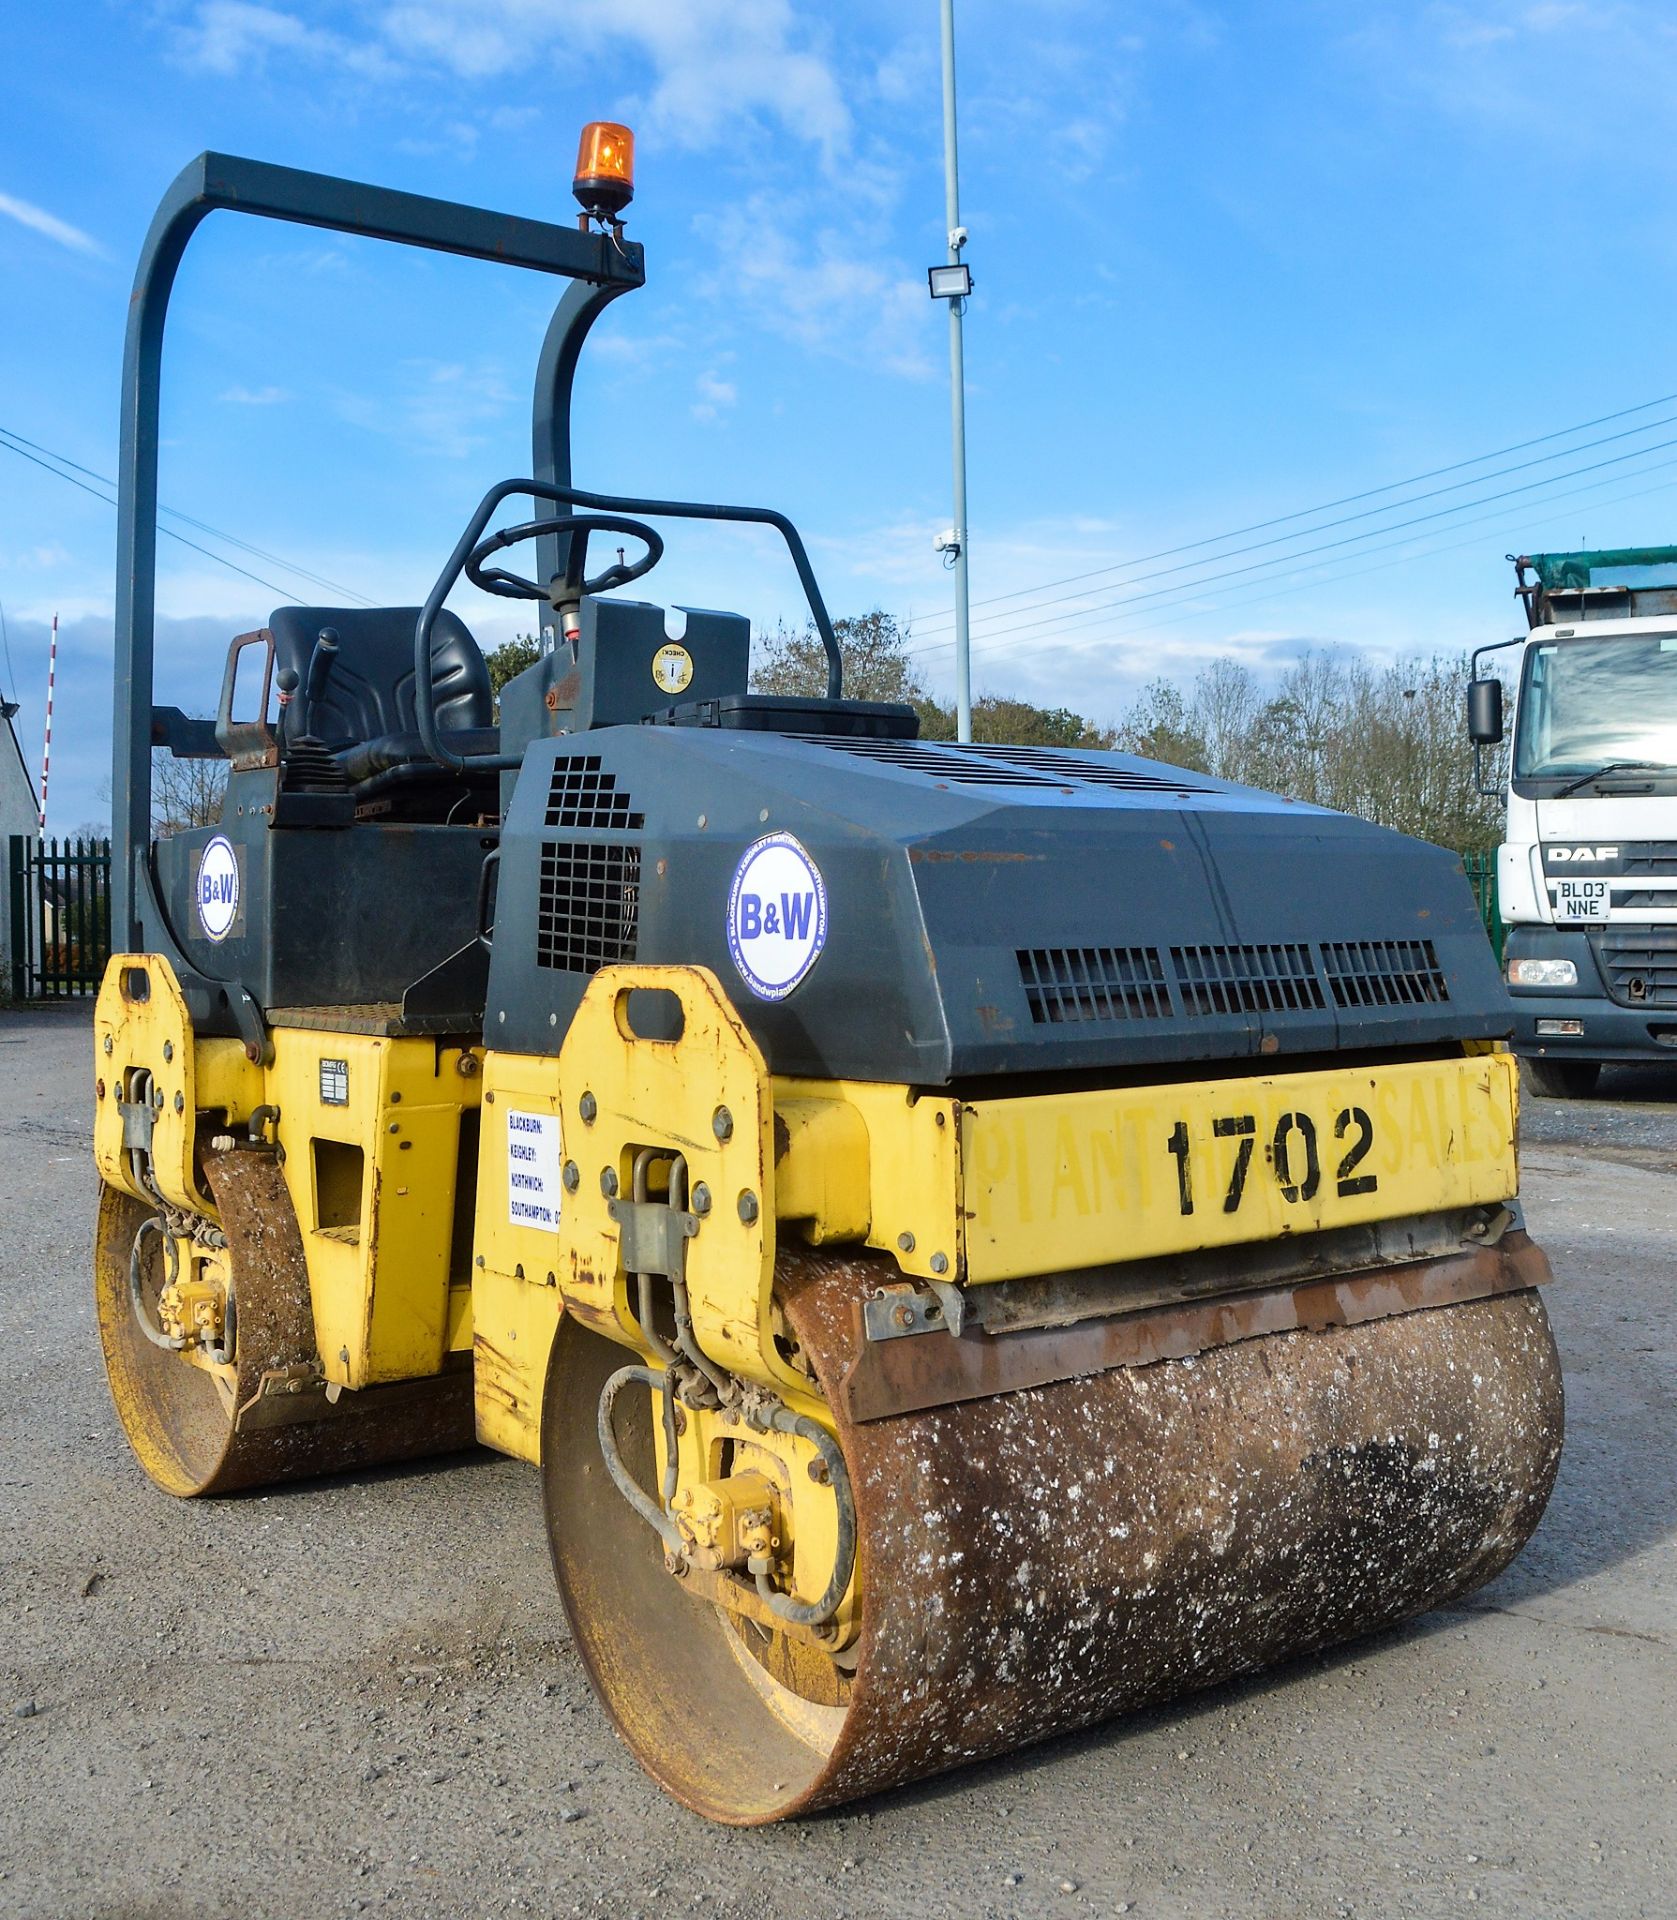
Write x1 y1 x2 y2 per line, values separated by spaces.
3 1 1677 829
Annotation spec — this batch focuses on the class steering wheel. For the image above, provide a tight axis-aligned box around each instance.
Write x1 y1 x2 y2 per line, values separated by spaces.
465 513 664 603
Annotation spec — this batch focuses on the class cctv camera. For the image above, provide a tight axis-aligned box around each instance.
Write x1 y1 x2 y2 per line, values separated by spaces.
949 226 968 251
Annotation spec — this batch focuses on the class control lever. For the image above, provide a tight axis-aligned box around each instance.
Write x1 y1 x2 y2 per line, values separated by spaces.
275 665 301 744
304 627 339 713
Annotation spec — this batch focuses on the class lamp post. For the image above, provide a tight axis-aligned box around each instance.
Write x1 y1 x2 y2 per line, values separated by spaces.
929 0 973 743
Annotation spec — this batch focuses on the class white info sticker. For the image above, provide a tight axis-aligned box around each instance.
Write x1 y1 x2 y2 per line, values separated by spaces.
506 1108 563 1231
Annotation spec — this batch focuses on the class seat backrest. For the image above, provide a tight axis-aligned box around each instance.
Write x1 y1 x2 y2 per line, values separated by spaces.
268 606 492 748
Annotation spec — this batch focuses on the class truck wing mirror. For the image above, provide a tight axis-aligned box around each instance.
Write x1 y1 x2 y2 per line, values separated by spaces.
1467 678 1503 745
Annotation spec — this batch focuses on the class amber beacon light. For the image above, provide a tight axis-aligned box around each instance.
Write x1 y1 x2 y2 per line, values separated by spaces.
573 122 635 222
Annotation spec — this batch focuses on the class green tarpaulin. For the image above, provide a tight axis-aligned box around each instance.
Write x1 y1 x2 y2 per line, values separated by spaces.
1529 546 1677 589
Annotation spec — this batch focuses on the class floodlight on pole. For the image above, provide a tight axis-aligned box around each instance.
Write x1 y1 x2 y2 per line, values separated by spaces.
933 0 972 744
928 263 972 301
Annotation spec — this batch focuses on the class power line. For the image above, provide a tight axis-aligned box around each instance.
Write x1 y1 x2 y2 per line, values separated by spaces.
960 450 1677 663
1063 463 1677 664
953 452 1677 669
909 405 1677 642
0 433 297 598
0 424 379 607
910 387 1677 630
906 431 1677 661
0 425 378 606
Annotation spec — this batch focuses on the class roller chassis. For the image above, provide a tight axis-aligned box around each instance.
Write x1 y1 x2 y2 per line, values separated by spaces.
94 947 1562 1817
92 143 1565 1825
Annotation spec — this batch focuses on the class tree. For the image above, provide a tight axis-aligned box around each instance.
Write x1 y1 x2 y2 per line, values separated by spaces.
922 697 1116 749
1114 680 1209 769
751 610 1115 746
1112 648 1503 854
752 610 932 706
486 634 541 696
151 746 228 836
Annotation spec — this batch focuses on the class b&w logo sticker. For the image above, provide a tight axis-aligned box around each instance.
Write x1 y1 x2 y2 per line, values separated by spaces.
727 832 827 1001
196 835 240 942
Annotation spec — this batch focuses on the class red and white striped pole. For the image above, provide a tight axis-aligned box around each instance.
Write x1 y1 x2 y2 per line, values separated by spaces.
38 611 56 834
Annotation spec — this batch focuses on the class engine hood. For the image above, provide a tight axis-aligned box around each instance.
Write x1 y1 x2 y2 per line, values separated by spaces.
487 729 1510 1083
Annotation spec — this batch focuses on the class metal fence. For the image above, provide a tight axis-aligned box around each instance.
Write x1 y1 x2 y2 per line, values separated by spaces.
1462 849 1503 965
6 835 112 999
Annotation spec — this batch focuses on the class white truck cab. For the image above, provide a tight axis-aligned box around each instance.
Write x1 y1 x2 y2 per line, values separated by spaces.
1469 549 1677 1095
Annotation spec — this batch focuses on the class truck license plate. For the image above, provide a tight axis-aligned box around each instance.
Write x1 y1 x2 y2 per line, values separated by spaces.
1554 878 1609 922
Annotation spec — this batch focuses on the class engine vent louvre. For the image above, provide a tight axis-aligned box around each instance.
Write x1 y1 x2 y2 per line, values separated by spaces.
1017 940 1457 1024
536 841 641 973
1170 944 1325 1015
544 756 645 831
1591 929 1677 1008
972 746 1214 794
804 735 1215 794
1321 939 1448 1007
1017 946 1172 1024
801 737 1066 787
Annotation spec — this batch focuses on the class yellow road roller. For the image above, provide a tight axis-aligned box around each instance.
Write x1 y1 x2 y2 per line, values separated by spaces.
93 133 1562 1823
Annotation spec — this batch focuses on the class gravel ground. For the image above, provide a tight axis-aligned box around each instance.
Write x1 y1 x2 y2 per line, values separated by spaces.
1 1003 1672 1920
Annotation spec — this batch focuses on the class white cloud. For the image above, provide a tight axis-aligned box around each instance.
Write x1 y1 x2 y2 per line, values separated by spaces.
691 367 737 423
0 189 102 257
381 0 850 155
1350 3 1677 131
169 0 848 157
0 540 76 573
173 1 397 78
873 36 934 108
219 384 290 406
696 195 935 380
332 357 514 460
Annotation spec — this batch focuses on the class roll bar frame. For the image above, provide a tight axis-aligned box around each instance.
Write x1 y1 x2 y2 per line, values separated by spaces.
112 150 643 949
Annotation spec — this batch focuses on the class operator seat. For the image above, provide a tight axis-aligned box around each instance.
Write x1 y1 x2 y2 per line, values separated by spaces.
269 604 495 755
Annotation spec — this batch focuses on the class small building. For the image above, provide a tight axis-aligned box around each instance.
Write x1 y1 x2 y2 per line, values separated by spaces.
1 700 42 996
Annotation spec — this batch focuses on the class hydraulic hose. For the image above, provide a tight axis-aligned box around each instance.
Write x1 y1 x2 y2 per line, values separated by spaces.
129 1215 186 1352
597 1362 857 1628
597 1364 684 1554
747 1403 856 1628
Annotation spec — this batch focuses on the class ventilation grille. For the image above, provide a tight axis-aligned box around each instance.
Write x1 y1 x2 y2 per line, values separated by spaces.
969 746 1213 794
1171 944 1325 1015
1016 938 1454 1025
1321 940 1448 1007
803 735 1215 795
544 755 644 831
536 842 641 973
1591 929 1677 1008
1017 946 1171 1024
803 737 1063 787
1621 846 1677 877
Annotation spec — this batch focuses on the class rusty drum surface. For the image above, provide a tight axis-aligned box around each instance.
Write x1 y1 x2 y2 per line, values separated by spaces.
545 1245 1564 1825
94 1158 475 1499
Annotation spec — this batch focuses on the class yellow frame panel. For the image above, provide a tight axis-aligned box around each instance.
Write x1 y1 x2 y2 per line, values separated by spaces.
959 1050 1519 1284
772 1077 959 1280
265 1030 479 1386
557 965 790 1395
94 954 261 1212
